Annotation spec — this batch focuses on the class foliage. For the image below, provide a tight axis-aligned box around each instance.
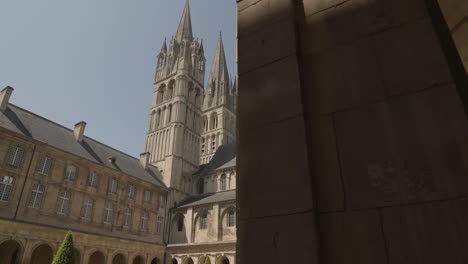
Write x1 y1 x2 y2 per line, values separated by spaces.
52 231 76 264
204 257 211 264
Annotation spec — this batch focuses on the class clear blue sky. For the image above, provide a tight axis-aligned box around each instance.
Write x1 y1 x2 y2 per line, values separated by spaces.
0 0 236 157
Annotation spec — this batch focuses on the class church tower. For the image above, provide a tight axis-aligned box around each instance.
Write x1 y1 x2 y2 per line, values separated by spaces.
200 33 236 164
144 0 206 201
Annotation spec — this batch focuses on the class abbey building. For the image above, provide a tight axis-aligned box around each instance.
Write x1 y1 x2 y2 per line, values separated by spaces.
0 1 236 264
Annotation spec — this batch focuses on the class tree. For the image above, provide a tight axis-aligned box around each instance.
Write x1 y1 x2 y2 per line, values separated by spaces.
52 231 76 264
204 257 211 264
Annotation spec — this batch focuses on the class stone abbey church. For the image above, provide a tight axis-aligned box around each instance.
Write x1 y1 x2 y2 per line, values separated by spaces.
0 1 236 264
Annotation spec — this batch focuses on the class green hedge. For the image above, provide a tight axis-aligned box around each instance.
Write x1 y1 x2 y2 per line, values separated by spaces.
52 231 76 264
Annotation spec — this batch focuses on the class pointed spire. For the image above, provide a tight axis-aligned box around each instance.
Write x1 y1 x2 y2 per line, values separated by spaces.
198 40 204 54
175 0 193 42
160 38 167 52
208 31 229 86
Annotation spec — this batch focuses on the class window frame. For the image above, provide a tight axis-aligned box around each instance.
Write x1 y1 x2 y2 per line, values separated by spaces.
88 171 99 188
56 190 70 216
199 213 208 230
103 202 114 224
6 145 25 167
37 156 52 176
140 211 149 232
29 183 45 209
0 175 15 202
65 165 77 182
123 208 133 228
81 196 94 222
227 210 235 227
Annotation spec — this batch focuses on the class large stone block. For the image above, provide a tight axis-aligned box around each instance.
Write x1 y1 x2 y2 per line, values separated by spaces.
319 210 388 264
237 212 319 264
238 115 313 219
302 37 385 114
238 18 297 74
237 0 294 36
334 85 468 210
374 18 452 96
238 56 303 128
382 199 468 263
308 115 345 212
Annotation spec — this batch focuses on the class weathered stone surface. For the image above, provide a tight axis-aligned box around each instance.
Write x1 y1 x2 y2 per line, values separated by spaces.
238 115 313 219
238 56 303 128
335 85 468 210
302 37 385 114
319 210 388 264
374 19 452 96
238 212 319 264
308 115 345 212
382 199 468 264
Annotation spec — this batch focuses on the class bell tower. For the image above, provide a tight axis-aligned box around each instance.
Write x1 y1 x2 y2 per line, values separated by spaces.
145 0 206 201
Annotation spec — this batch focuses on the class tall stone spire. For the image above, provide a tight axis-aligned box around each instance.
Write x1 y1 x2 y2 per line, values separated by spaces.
208 32 229 89
175 0 193 42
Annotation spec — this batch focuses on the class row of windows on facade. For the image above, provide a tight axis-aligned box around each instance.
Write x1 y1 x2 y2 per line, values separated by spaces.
0 177 165 233
202 113 235 133
5 146 166 206
175 210 235 232
200 134 221 155
195 174 230 194
156 81 202 106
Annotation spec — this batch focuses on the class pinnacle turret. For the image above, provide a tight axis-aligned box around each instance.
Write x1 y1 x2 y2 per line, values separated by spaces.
208 32 229 89
175 0 193 42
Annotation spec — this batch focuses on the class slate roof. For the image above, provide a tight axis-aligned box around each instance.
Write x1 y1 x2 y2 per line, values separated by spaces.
176 190 236 208
0 103 166 188
195 143 236 175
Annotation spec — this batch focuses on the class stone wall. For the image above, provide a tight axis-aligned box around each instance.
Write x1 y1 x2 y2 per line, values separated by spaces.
0 129 167 245
237 0 468 263
0 219 164 264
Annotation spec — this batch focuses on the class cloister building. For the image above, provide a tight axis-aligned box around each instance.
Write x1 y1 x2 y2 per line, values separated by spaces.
0 1 237 264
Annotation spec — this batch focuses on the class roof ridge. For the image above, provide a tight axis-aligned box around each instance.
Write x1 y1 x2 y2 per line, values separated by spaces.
7 103 142 162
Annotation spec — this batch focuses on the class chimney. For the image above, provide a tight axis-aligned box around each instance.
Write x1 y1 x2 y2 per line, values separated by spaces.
74 121 87 142
0 86 14 111
140 152 150 169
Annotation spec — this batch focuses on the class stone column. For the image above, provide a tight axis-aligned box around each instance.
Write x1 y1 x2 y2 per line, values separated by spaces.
237 0 468 263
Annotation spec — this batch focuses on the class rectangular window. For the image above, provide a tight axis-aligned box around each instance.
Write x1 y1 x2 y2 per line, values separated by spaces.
65 165 76 182
143 190 151 203
103 203 114 224
108 178 117 194
123 208 133 228
29 183 45 209
156 216 164 233
88 171 99 188
81 197 93 221
140 211 149 232
227 210 235 227
56 191 70 216
159 196 165 208
127 185 135 200
0 176 15 202
200 215 207 230
6 146 24 167
37 157 52 175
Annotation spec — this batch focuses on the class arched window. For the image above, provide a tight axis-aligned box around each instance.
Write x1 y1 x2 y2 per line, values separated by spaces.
196 178 204 194
220 174 227 191
176 215 184 232
157 85 166 104
199 213 208 230
227 210 235 227
210 113 218 130
168 80 175 99
203 116 208 132
168 104 173 124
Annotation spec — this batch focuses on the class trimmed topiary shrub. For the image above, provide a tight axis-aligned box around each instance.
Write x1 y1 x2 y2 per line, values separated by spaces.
52 231 76 264
204 257 211 264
